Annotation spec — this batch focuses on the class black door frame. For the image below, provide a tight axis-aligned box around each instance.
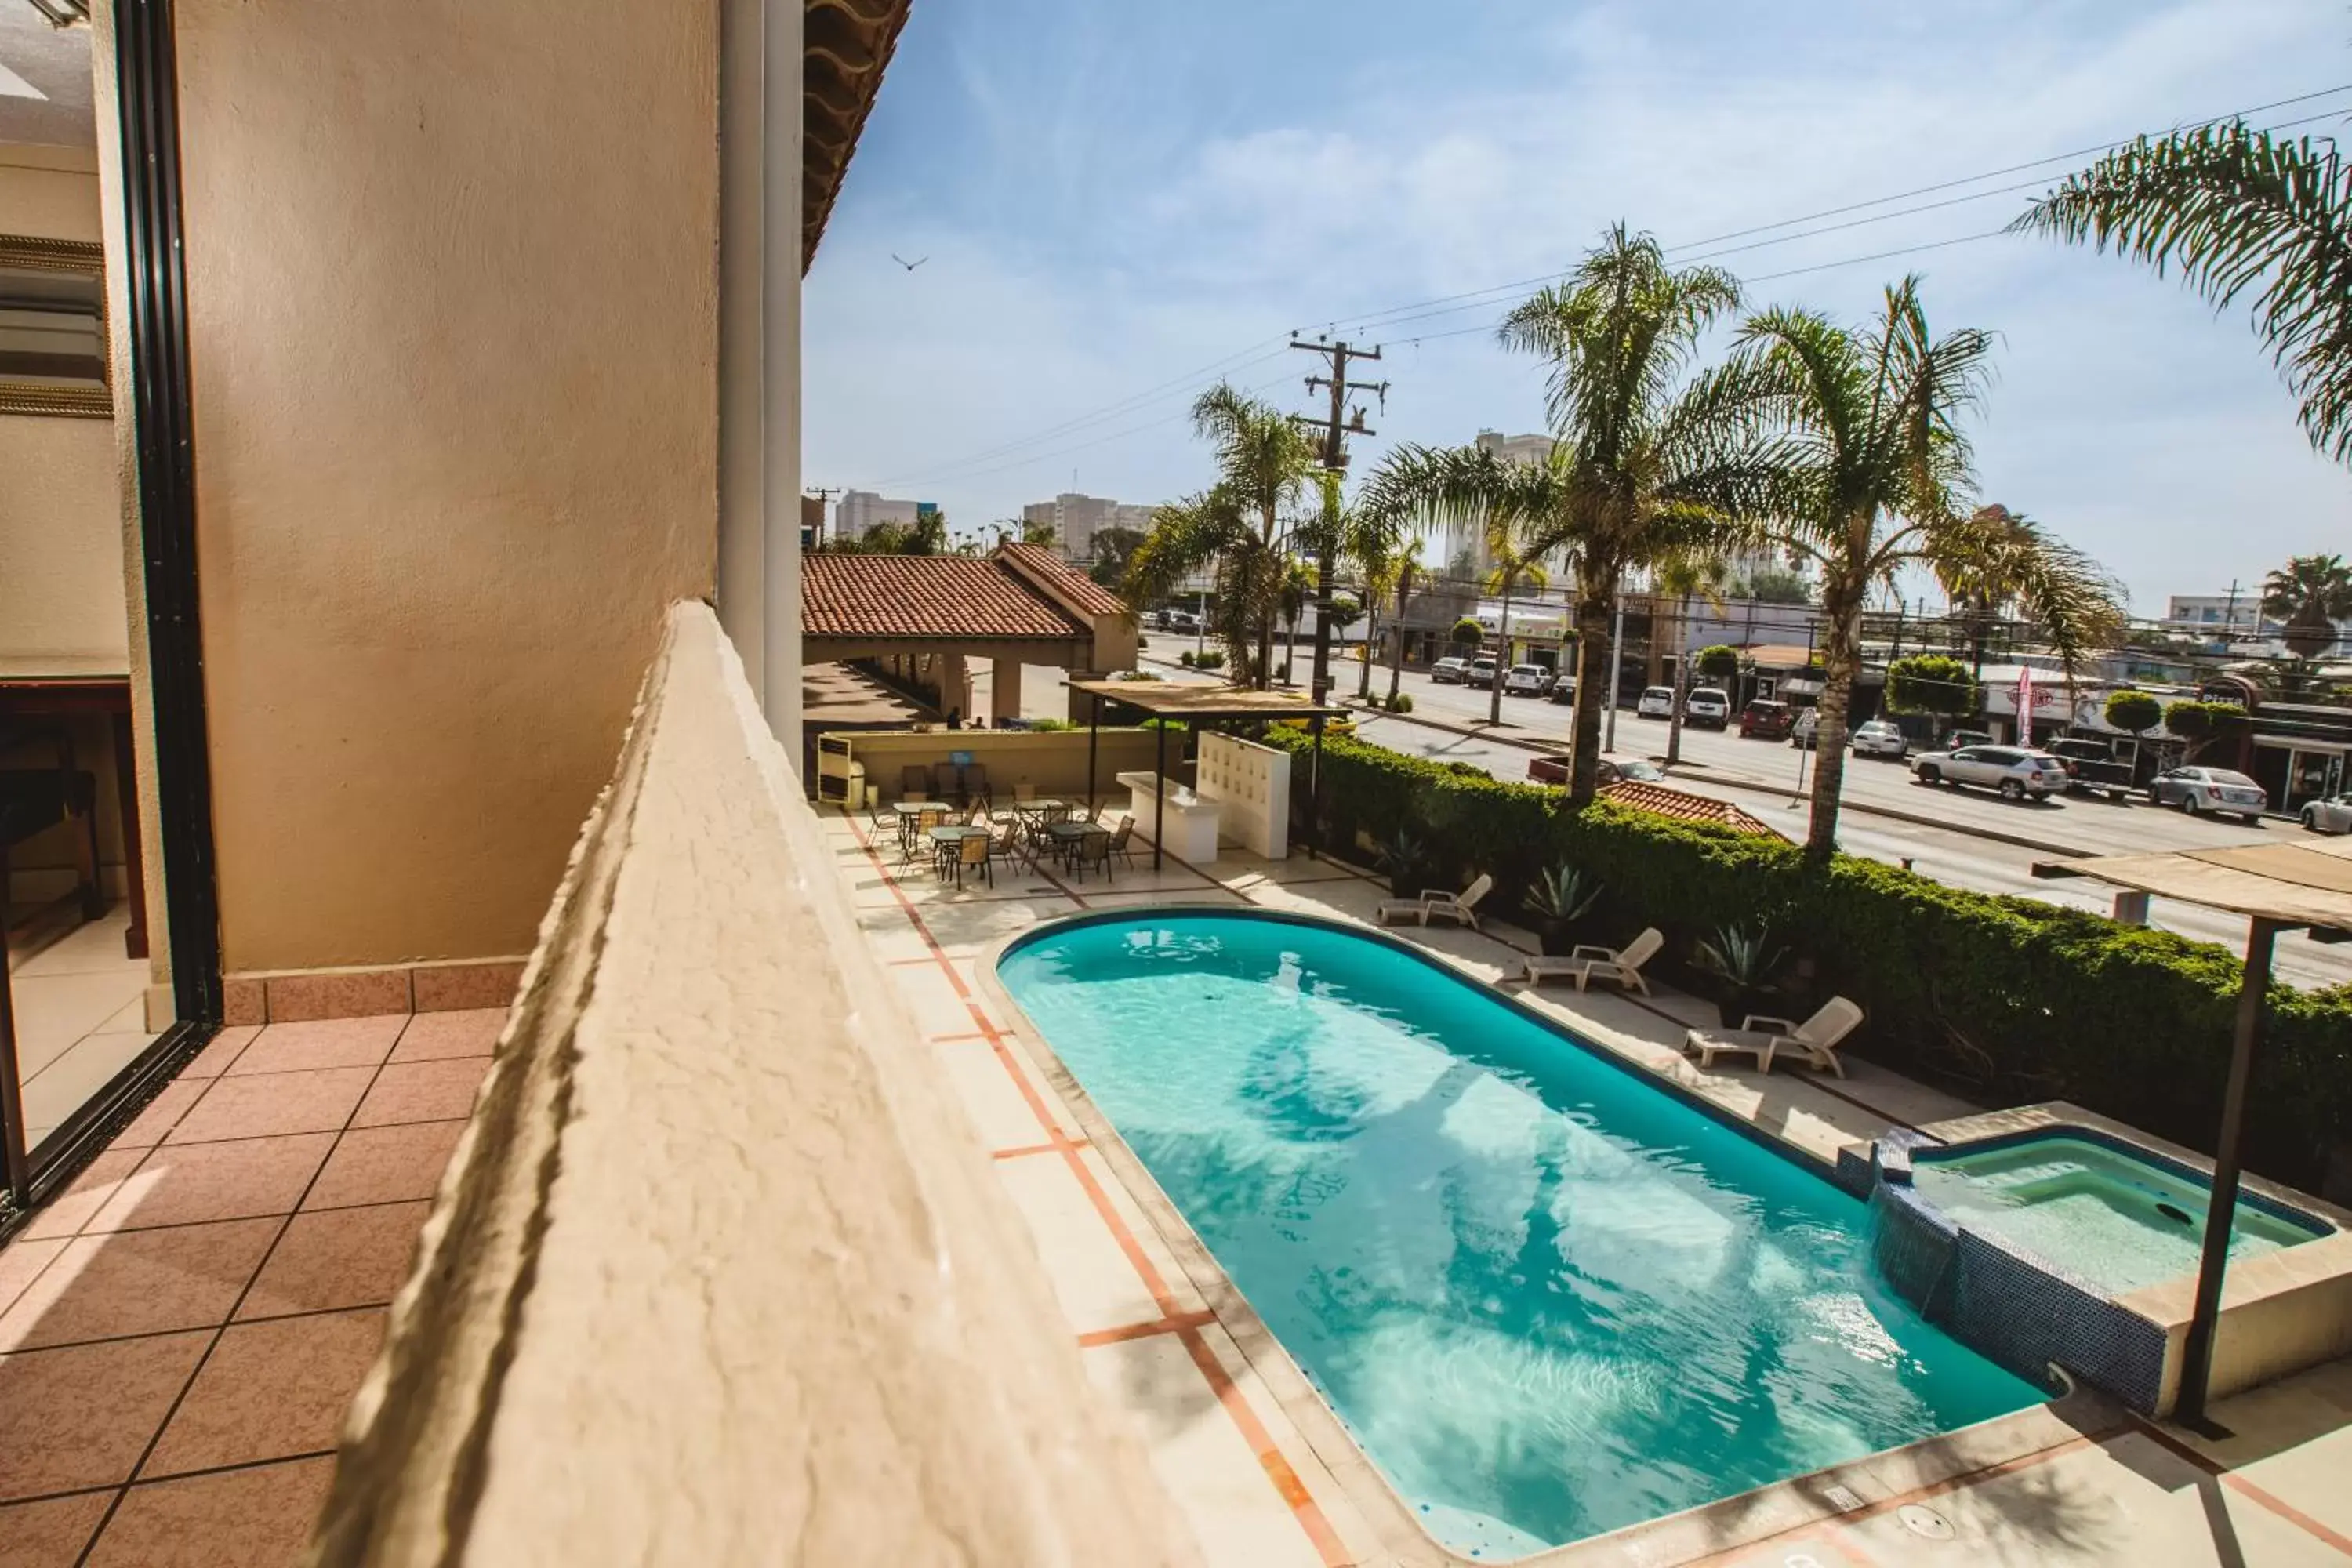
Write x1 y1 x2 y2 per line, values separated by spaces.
0 0 221 1229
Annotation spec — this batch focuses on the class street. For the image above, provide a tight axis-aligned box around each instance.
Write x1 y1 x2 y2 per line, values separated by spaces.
1119 647 2352 989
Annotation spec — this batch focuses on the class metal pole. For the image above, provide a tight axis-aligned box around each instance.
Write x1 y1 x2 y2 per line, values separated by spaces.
1309 715 1324 862
1087 692 1101 818
1152 717 1167 871
0 907 29 1203
2176 916 2278 1431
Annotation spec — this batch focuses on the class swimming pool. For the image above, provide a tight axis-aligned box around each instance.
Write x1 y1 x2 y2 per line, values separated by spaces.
1907 1134 2332 1298
997 912 2045 1555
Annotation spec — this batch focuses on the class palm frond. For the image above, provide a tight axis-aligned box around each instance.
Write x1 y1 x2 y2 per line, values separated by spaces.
2015 122 2352 463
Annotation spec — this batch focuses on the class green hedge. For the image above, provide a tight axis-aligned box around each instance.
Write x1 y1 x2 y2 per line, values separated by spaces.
1265 728 2352 1189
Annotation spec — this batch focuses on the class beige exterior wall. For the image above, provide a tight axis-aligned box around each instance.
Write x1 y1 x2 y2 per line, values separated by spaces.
168 0 721 971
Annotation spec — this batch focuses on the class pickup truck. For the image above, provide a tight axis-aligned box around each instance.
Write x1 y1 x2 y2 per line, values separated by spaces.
2043 737 2136 800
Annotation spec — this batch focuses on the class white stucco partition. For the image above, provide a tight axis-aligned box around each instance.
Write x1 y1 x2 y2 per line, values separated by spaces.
1196 730 1290 860
310 603 1200 1566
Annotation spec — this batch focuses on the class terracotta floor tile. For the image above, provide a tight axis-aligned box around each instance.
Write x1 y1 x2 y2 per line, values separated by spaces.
14 1149 144 1242
86 1455 333 1568
225 1017 404 1078
387 1008 505 1063
0 1490 114 1566
87 1136 336 1233
0 1331 209 1500
143 1308 384 1478
0 1219 279 1351
303 1122 465 1210
0 1240 67 1318
163 1068 376 1145
348 1058 491 1128
178 1027 260 1081
111 1080 206 1149
238 1203 430 1319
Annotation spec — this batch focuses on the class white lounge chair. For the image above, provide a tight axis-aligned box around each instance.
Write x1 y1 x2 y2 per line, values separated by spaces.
1377 873 1493 931
1682 996 1864 1077
1522 927 1662 994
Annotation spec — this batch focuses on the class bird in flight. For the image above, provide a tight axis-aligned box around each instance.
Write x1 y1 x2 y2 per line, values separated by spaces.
892 253 929 271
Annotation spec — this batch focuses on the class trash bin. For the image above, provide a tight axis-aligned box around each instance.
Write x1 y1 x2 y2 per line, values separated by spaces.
845 761 867 811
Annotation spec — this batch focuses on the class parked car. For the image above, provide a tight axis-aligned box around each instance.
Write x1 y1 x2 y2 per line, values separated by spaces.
2149 766 2267 823
2043 737 2136 800
1909 745 2069 801
1503 663 1552 696
2301 793 2352 833
1430 656 1469 684
1944 728 1992 750
1527 753 1667 786
1738 699 1794 739
1849 720 1908 760
1547 674 1578 705
1683 688 1731 729
1635 685 1675 719
1465 657 1500 690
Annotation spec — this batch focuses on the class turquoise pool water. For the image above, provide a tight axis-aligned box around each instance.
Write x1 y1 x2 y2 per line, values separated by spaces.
998 913 2045 1556
1910 1135 2330 1297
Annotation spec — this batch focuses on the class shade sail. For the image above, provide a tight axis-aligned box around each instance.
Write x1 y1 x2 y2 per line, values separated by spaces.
2038 837 2352 936
1065 680 1348 720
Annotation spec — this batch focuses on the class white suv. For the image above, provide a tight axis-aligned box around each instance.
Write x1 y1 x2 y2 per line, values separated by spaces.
1910 745 2067 801
1503 663 1552 696
1683 688 1731 729
1635 685 1675 718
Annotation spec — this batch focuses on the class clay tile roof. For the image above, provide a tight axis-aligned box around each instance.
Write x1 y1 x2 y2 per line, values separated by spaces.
1599 781 1783 838
997 543 1129 616
800 554 1092 641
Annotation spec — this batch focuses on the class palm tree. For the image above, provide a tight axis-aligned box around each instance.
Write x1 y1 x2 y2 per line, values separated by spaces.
1278 559 1316 681
1122 383 1319 687
1358 224 1777 803
1936 503 2038 675
2261 553 2352 659
1653 552 1730 768
1385 539 1424 707
1480 527 1548 725
2013 122 2352 465
1732 278 2123 858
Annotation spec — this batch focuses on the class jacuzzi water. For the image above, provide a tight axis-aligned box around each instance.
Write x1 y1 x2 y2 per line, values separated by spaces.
997 913 2043 1554
1909 1134 2330 1297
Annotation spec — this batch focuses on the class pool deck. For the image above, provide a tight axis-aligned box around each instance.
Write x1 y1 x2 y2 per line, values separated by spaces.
826 804 2352 1567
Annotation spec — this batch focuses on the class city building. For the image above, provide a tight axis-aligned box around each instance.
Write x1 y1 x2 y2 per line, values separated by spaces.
2165 593 2271 637
1474 427 1553 466
1020 491 1156 561
833 488 935 543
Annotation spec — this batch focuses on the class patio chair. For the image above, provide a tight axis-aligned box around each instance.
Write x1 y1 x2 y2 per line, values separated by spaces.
1068 829 1114 884
901 764 930 800
1377 873 1493 931
1013 781 1036 804
1105 815 1136 870
994 817 1033 871
952 830 993 890
964 762 992 811
1682 996 1864 1077
1522 927 1663 995
906 806 945 868
932 760 963 805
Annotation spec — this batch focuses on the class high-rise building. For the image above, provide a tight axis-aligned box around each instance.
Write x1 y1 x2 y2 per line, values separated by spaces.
1021 492 1158 561
1474 429 1554 466
834 489 935 543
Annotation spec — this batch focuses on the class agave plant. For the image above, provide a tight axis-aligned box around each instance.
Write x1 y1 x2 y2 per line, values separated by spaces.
1693 923 1789 989
1376 829 1429 896
1525 864 1604 923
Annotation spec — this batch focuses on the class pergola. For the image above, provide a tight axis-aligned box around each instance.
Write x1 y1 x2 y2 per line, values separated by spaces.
2034 837 2352 1429
1064 680 1346 869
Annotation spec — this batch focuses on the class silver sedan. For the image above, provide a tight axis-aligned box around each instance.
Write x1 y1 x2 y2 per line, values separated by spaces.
2148 767 2267 824
2302 793 2352 834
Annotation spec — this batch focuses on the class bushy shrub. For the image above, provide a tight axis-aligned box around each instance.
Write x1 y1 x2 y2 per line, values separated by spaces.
1178 648 1229 670
2163 699 2244 749
2104 689 2164 736
1385 691 1415 713
1261 728 2351 1189
1694 644 1741 679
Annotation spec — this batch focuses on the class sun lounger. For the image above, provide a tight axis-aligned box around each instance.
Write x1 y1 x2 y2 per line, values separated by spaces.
1682 996 1864 1077
1521 927 1662 993
1376 873 1493 930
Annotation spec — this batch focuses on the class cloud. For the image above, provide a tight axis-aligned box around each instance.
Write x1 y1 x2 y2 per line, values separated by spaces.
808 0 2352 601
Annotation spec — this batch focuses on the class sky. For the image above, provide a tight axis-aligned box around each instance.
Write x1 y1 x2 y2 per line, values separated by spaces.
803 0 2352 615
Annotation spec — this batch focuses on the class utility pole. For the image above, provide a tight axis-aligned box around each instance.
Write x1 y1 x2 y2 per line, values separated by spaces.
802 485 841 550
1289 338 1388 704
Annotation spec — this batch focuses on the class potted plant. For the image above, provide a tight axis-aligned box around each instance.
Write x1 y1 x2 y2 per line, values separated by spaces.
1377 829 1429 897
1524 864 1604 956
1693 922 1790 1028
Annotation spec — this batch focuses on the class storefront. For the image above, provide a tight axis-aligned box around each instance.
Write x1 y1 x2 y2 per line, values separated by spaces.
2249 735 2348 814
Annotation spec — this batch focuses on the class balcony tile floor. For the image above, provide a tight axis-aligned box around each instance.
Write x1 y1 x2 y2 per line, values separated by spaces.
827 801 2352 1568
0 1006 503 1566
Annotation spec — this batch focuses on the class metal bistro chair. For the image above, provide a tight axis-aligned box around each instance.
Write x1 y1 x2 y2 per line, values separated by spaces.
993 816 1033 873
1105 815 1137 871
963 762 992 813
953 829 993 890
909 806 946 869
932 760 963 807
900 764 931 799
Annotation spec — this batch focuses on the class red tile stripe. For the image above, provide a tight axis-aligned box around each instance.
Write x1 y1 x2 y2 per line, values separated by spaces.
2128 1414 2352 1556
